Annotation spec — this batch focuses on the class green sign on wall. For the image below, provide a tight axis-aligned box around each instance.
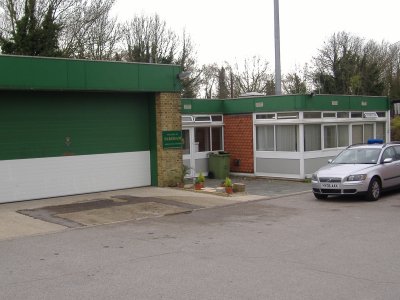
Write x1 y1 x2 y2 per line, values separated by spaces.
162 131 182 149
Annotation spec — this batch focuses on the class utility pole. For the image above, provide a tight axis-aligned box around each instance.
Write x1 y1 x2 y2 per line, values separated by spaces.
274 0 282 95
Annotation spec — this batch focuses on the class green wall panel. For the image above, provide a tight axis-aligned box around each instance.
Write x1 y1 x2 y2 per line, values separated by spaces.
223 98 255 114
0 56 69 90
85 62 140 91
138 64 182 92
348 96 389 111
181 99 224 114
258 95 302 112
304 95 350 111
0 91 151 160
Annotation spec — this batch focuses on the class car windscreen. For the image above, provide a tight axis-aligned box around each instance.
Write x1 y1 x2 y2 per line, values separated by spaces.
332 148 381 164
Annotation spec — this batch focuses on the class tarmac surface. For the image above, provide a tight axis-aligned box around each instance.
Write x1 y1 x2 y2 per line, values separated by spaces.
0 176 311 241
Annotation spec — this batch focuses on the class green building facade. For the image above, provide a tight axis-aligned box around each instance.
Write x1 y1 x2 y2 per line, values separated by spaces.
0 55 182 203
0 54 391 203
181 95 390 179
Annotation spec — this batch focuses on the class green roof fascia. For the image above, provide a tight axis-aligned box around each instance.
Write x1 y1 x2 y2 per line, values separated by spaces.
0 55 182 92
304 94 390 111
181 98 224 114
182 94 389 114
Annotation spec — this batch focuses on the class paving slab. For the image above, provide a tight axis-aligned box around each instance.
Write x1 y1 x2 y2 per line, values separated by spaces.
55 202 189 226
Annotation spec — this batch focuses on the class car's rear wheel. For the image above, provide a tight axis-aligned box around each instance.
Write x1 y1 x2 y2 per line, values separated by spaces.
313 193 328 200
365 177 381 201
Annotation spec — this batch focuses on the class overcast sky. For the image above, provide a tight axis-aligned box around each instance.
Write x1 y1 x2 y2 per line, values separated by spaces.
112 0 399 73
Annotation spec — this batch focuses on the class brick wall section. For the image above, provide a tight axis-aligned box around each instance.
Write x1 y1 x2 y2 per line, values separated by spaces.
224 114 254 173
156 92 182 187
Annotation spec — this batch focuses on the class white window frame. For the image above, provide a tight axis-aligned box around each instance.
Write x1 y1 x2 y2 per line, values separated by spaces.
255 124 298 152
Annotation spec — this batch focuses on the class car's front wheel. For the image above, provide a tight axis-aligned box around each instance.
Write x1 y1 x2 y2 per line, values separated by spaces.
365 177 381 201
313 193 328 200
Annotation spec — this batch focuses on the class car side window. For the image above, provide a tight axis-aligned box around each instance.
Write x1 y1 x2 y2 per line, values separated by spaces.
381 147 396 162
394 146 400 161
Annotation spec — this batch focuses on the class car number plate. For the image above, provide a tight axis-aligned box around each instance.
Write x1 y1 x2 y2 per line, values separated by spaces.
321 183 339 188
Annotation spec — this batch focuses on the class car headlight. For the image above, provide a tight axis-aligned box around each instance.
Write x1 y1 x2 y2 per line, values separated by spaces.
346 174 367 181
311 173 318 181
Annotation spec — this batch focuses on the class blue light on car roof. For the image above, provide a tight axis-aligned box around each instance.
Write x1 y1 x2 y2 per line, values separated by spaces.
367 139 384 144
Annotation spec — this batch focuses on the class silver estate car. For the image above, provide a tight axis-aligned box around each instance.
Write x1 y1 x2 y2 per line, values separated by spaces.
312 141 400 201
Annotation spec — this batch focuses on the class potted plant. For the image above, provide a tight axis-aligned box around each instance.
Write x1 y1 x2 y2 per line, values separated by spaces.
198 172 205 188
224 177 233 194
194 177 203 190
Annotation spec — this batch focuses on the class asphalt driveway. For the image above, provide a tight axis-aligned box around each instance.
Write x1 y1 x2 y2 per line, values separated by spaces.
0 177 311 241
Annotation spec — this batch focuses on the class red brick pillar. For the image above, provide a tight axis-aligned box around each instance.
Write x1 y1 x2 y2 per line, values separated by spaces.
224 114 254 173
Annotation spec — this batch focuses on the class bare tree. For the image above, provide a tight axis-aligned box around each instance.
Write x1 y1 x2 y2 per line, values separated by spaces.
122 14 178 63
58 0 116 58
0 0 117 58
382 42 400 99
217 66 229 99
283 72 307 94
84 7 121 60
282 65 309 94
201 63 219 98
176 29 201 98
233 56 274 95
0 0 25 35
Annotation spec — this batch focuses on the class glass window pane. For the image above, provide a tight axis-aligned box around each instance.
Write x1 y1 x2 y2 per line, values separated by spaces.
338 125 349 147
394 146 400 161
304 112 321 119
195 127 210 152
256 114 275 120
364 124 374 142
211 127 222 151
195 116 211 122
351 112 362 118
182 116 193 122
376 122 385 141
277 112 299 119
211 115 223 122
182 130 190 155
376 112 386 117
324 126 337 148
337 112 349 118
352 125 363 144
304 124 321 151
323 112 336 118
276 125 297 151
256 126 274 151
363 112 378 118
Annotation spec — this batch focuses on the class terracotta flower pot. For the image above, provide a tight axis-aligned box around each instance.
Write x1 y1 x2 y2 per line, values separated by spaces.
195 183 203 190
225 186 233 194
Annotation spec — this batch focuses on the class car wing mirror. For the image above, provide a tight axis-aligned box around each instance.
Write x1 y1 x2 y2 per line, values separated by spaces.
383 157 393 164
328 159 333 164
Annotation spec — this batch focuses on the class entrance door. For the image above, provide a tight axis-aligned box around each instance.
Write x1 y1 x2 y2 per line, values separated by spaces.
182 128 196 177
